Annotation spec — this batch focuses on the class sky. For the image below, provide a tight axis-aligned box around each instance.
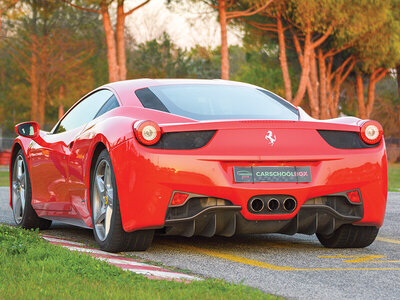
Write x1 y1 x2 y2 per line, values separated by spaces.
125 1 243 49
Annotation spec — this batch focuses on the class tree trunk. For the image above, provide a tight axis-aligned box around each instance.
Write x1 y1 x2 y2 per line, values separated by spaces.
101 2 118 82
116 0 127 80
366 69 388 118
308 47 319 117
38 76 46 126
366 72 377 118
58 85 65 120
326 57 333 105
38 37 47 127
219 0 229 80
309 48 319 110
30 36 39 121
306 78 319 118
276 15 291 101
318 49 328 119
356 73 366 119
330 76 341 118
293 26 311 106
397 66 400 137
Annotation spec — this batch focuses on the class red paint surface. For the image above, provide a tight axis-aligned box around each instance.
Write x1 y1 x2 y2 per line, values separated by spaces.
9 79 388 235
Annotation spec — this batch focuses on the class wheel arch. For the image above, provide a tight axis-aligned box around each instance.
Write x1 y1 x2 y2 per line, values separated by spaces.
9 141 23 208
87 142 108 217
10 142 22 171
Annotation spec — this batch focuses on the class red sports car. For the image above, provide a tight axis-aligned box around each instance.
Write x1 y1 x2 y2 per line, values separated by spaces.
10 79 387 252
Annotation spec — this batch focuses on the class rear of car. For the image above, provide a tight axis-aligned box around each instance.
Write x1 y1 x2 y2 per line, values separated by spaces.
111 81 387 248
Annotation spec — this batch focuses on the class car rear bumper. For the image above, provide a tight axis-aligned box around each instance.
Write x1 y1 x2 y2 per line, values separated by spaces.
110 138 387 233
163 192 363 237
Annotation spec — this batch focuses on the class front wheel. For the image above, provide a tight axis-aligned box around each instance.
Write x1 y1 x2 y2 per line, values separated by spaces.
91 149 154 252
317 224 379 248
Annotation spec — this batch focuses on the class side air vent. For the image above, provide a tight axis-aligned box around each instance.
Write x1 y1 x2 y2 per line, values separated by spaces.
149 130 216 150
317 130 379 149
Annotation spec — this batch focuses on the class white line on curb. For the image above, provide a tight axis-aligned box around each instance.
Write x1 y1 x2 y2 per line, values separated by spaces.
42 235 200 281
42 236 85 246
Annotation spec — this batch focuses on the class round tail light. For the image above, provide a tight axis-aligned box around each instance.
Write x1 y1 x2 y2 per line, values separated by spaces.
360 120 383 144
134 120 162 146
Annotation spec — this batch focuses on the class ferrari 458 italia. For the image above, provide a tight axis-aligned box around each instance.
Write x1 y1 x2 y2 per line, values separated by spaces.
10 79 387 252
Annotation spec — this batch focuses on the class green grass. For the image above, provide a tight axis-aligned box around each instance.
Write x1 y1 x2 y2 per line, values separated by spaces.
0 170 8 187
388 163 400 191
0 225 277 300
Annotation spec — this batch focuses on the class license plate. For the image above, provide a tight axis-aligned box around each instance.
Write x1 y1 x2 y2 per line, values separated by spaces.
234 166 311 183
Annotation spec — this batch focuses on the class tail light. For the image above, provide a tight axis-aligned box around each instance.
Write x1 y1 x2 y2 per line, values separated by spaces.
133 120 162 146
360 120 383 145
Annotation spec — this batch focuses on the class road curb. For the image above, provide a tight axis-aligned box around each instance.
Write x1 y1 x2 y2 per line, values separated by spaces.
42 235 200 282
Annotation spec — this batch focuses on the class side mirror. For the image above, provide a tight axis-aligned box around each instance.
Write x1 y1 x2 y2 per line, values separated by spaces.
15 121 40 139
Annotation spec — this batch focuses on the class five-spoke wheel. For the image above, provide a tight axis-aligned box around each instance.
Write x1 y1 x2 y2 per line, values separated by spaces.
93 159 114 241
91 149 154 252
12 155 26 224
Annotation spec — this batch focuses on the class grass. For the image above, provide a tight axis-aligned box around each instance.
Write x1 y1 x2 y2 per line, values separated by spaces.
388 163 400 191
0 225 277 300
0 170 8 187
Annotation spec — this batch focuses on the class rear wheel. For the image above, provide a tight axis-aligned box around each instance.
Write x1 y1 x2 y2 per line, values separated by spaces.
11 150 52 230
317 224 379 248
91 149 154 252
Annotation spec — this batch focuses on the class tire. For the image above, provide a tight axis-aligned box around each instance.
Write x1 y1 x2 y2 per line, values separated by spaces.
11 150 52 230
317 224 379 248
90 149 154 252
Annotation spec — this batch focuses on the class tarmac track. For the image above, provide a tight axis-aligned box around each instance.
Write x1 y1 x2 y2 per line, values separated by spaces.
1 187 399 299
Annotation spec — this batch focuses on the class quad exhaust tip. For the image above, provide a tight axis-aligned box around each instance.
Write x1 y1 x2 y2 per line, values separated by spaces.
283 197 297 212
250 198 264 212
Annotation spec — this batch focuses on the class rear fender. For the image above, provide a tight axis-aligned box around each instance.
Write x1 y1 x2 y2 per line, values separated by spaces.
80 115 137 228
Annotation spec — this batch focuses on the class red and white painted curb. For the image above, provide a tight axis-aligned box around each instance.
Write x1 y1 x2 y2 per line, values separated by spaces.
42 235 199 281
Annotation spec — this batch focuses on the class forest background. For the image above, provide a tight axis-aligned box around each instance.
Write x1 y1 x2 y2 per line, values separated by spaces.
1 0 400 158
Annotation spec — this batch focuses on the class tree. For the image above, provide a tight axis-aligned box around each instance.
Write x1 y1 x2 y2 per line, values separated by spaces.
63 0 150 82
127 33 190 78
0 0 19 32
352 0 400 119
232 44 284 94
4 0 100 126
241 0 398 119
181 0 273 79
397 66 400 134
242 0 293 100
241 0 344 114
186 45 221 79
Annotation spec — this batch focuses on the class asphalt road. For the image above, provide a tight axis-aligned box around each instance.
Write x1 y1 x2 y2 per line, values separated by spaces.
1 187 399 299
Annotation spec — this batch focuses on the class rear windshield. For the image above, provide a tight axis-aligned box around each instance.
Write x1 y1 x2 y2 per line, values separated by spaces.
135 84 298 121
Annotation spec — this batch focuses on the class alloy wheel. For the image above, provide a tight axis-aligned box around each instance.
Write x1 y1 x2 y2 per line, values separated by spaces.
12 155 26 224
93 159 114 241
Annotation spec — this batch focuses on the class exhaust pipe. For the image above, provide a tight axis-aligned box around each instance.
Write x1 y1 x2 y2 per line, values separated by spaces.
267 198 280 211
250 198 264 212
283 197 297 212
